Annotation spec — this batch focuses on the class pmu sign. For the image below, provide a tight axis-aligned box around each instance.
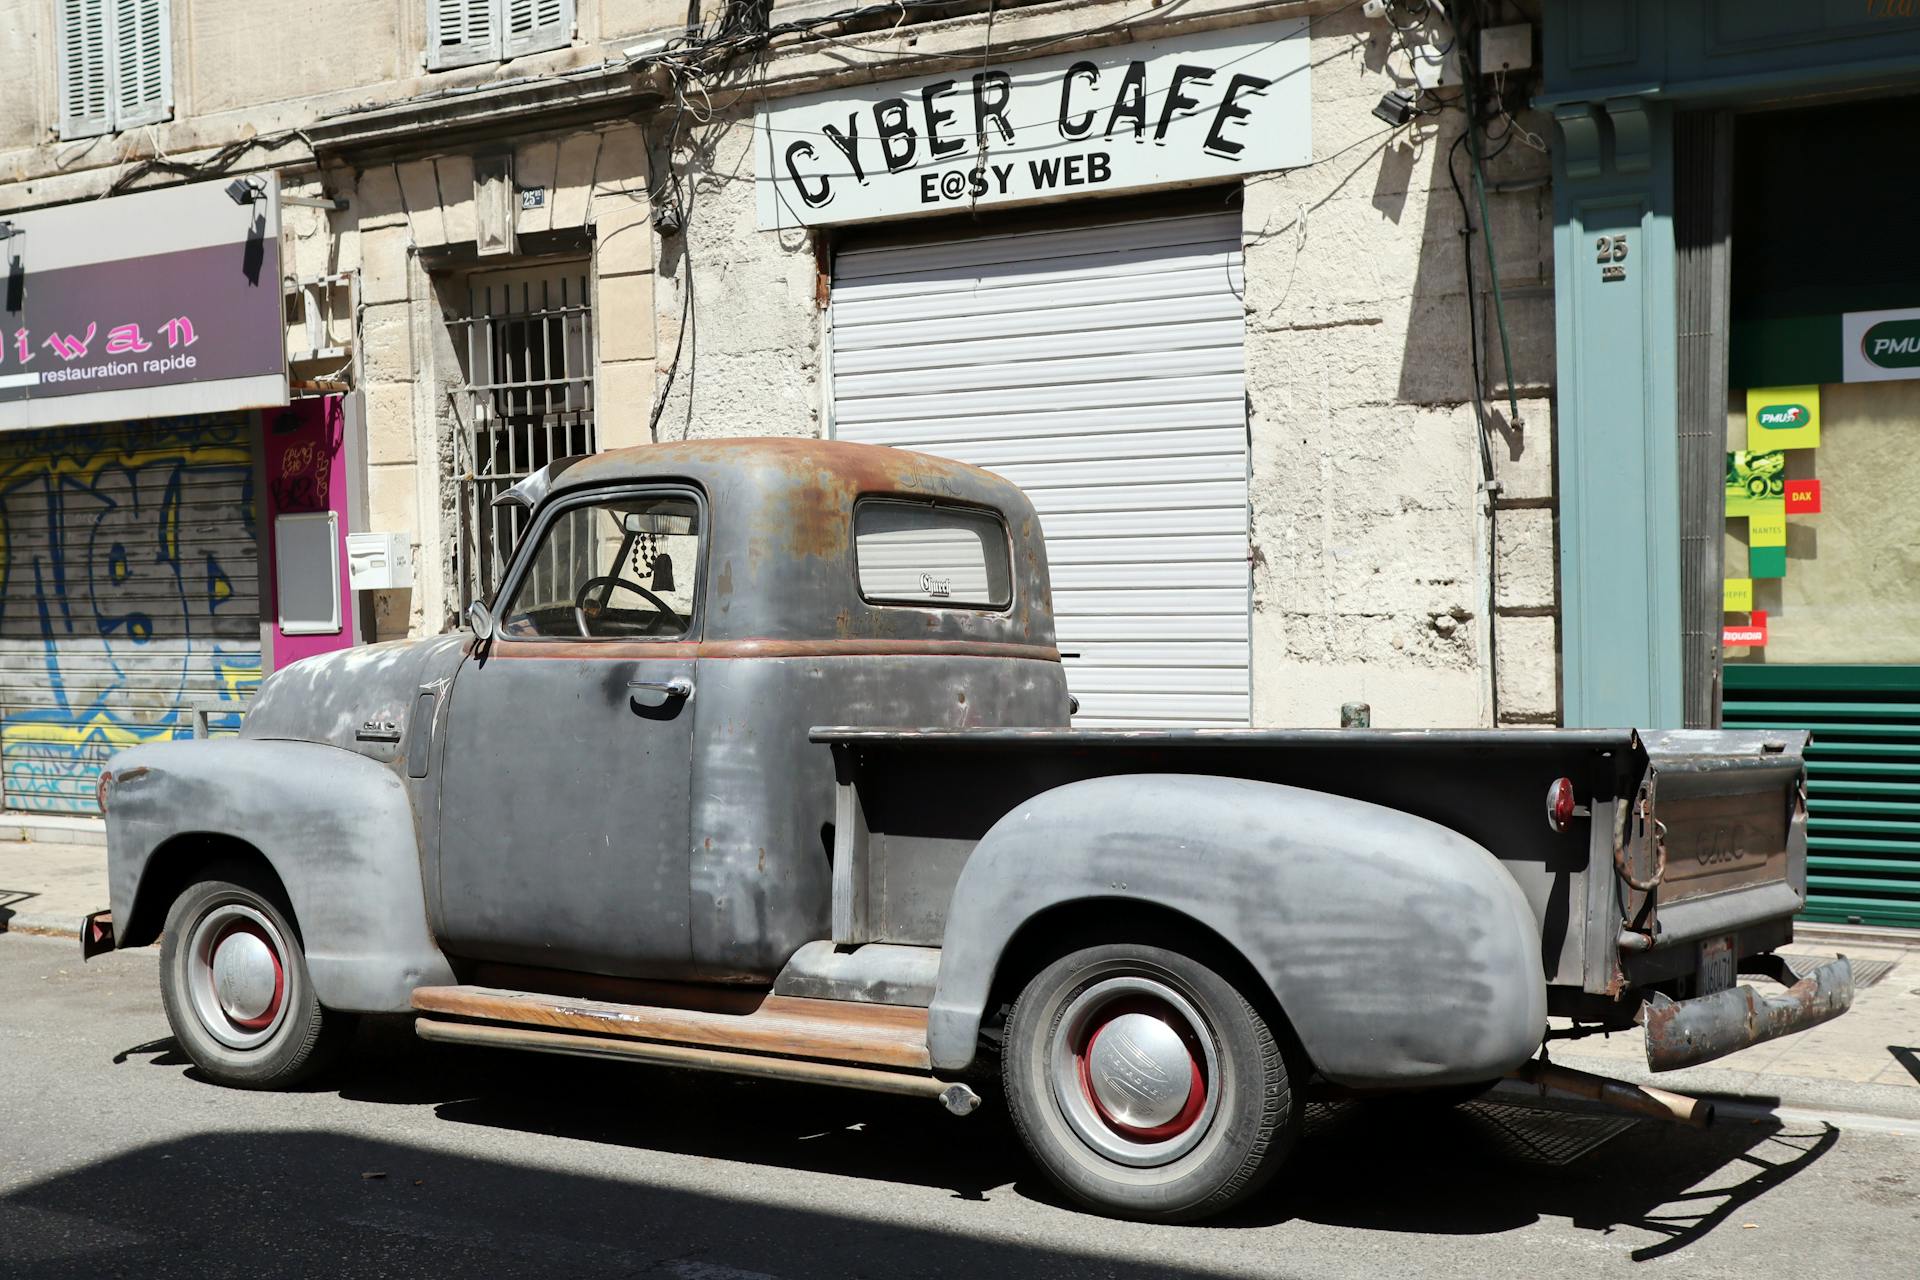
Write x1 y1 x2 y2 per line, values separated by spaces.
1843 306 1920 383
754 21 1311 230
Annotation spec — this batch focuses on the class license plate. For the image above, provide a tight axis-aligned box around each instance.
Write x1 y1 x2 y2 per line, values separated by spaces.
1698 936 1736 997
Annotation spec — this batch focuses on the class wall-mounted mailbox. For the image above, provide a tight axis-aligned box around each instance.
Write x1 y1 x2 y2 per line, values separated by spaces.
346 532 414 590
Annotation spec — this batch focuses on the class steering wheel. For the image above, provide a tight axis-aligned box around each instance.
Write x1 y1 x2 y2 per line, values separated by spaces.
572 576 684 638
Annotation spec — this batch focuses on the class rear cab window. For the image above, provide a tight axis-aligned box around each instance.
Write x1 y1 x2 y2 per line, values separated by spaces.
854 499 1012 610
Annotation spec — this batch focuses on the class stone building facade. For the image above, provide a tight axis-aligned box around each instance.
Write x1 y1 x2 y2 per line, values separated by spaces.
1 0 1559 739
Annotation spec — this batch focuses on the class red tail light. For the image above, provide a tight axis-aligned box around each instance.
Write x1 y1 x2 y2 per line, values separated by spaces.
1546 777 1576 834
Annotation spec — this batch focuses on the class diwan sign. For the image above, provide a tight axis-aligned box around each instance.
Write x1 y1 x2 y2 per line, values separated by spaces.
754 20 1311 230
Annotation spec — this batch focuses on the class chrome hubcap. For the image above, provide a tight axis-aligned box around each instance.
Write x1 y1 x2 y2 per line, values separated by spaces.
1048 975 1220 1168
212 931 278 1023
185 903 289 1050
1086 1012 1195 1129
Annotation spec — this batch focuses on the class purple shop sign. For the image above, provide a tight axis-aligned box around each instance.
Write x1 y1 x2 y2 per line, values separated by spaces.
0 177 288 430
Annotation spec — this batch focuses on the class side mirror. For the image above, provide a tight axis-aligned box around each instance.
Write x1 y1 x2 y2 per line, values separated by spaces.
465 600 495 641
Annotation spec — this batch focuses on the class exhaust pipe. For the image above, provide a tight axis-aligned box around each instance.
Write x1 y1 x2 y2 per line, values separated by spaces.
1508 1058 1715 1127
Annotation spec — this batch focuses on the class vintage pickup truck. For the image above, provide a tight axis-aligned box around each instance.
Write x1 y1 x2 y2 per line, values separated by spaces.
89 438 1852 1222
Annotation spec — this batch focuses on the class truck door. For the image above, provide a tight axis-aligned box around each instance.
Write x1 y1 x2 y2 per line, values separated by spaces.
433 486 702 978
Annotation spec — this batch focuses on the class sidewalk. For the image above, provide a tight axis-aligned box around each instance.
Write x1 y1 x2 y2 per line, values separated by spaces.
0 839 109 937
4 839 1916 1119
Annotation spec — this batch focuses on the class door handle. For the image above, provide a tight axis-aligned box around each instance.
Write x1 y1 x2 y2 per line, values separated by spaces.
628 676 694 700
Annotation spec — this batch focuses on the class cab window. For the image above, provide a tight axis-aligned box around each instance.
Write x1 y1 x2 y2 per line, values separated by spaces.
499 493 700 639
854 499 1011 610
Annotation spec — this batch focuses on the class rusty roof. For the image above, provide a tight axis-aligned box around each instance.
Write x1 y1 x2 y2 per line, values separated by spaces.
541 436 1015 501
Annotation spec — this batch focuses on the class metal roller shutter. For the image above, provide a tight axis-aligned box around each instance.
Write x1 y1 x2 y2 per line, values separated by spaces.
0 415 261 814
829 210 1251 726
1723 665 1920 929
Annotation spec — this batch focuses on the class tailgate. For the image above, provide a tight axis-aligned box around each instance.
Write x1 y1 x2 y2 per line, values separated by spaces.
1636 729 1806 913
1616 730 1809 955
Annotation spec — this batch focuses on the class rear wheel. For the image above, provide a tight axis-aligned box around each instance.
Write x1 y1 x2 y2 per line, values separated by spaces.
158 867 349 1088
1001 943 1301 1223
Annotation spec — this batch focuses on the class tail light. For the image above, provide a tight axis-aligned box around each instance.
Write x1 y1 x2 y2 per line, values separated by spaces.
96 770 113 814
1545 777 1577 834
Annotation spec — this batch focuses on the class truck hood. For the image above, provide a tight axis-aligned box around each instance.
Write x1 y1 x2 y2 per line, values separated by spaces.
241 634 471 764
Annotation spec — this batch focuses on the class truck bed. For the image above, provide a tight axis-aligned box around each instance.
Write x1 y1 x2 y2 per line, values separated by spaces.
812 725 1810 1006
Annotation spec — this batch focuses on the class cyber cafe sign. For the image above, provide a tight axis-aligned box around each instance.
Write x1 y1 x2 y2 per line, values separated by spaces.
754 21 1311 230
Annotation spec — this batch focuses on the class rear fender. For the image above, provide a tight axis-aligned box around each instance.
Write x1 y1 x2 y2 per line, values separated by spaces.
105 738 453 1013
928 774 1547 1087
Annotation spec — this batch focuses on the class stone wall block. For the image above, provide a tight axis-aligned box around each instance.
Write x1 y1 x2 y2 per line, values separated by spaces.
358 226 413 306
366 461 420 538
593 198 656 276
514 140 561 235
363 380 417 466
1494 506 1557 611
1490 397 1554 500
355 163 408 229
359 302 415 382
592 123 650 199
596 360 657 450
598 272 656 363
552 132 602 230
436 154 478 246
396 158 446 247
1495 614 1559 722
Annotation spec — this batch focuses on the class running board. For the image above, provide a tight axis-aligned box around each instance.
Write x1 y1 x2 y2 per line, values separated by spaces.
414 1018 979 1112
409 983 931 1069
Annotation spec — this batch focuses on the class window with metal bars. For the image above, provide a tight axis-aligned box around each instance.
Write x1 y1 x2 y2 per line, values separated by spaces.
449 261 595 608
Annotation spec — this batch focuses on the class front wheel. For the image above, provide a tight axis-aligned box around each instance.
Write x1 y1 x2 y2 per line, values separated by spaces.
158 867 349 1088
1001 943 1302 1223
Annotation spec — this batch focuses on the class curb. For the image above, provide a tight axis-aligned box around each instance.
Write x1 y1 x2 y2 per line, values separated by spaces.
1497 1057 1920 1127
0 915 85 940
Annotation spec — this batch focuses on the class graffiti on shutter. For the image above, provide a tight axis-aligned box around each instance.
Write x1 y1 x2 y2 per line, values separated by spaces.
0 416 261 814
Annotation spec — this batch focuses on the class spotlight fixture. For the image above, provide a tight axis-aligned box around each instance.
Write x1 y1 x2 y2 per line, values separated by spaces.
1372 89 1417 127
0 220 17 239
224 175 268 205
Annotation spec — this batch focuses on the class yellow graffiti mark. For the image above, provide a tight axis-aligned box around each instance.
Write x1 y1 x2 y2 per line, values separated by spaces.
0 710 179 751
214 652 262 699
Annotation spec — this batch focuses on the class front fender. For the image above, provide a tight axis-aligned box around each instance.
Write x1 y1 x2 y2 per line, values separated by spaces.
105 738 453 1013
929 774 1546 1087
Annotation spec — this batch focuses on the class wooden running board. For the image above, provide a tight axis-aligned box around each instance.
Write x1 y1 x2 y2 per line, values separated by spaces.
410 984 931 1070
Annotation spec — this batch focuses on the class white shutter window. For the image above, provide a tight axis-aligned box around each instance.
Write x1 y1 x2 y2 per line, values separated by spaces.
428 0 500 70
502 0 572 59
111 0 171 130
56 0 113 140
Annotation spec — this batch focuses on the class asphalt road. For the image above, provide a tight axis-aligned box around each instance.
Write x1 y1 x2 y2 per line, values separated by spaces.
3 932 1916 1279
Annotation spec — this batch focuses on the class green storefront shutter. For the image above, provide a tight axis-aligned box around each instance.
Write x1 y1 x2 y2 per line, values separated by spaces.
1723 665 1920 929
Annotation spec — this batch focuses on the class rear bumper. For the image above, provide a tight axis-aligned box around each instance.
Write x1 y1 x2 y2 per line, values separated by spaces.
1643 955 1853 1072
80 909 115 959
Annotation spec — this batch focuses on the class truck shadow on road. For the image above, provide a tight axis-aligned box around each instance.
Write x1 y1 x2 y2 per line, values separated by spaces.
304 1031 1840 1258
1265 1096 1839 1260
